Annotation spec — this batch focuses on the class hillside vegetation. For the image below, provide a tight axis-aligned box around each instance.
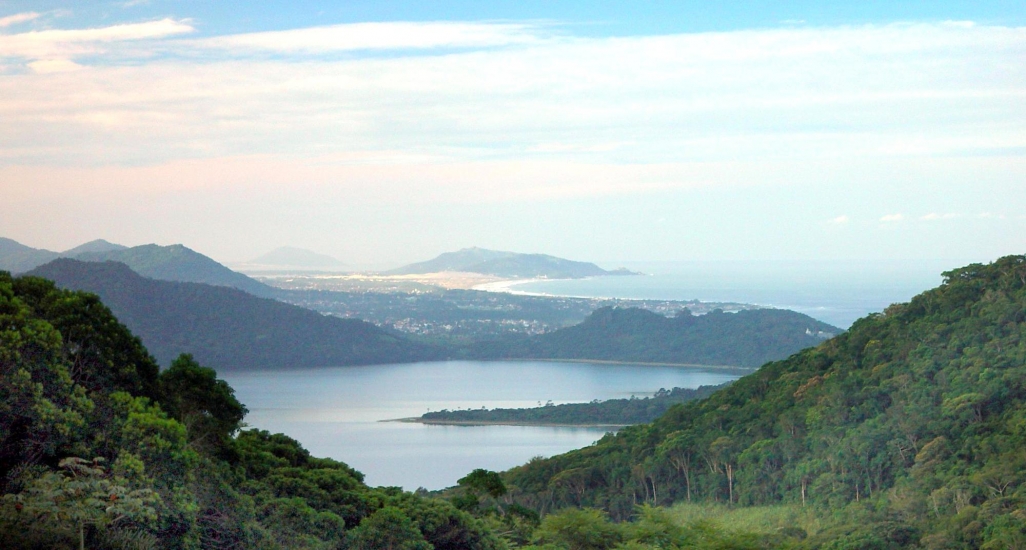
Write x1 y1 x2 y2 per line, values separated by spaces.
28 259 441 369
74 244 275 297
0 270 504 549
500 255 1026 548
419 385 731 426
471 307 838 368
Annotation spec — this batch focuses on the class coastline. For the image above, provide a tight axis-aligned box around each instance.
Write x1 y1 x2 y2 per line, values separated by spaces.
471 277 583 297
385 417 628 429
520 357 756 373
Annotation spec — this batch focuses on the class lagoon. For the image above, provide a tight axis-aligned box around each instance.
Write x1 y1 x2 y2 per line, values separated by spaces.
222 360 741 490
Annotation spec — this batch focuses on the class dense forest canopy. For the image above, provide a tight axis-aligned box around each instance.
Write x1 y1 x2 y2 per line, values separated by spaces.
419 385 731 426
5 254 1026 548
499 255 1026 548
0 271 504 549
470 306 837 368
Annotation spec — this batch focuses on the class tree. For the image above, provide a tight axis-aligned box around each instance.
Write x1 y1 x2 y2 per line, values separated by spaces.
532 508 622 550
3 457 157 550
157 354 246 452
347 506 432 550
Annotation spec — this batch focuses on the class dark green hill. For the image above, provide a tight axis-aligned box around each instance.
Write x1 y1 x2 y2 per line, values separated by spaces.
0 270 502 550
388 247 635 278
75 243 275 297
28 259 442 370
0 237 59 273
471 306 839 368
502 255 1026 546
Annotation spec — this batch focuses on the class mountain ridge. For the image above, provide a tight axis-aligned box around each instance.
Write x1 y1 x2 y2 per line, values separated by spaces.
0 237 276 297
27 259 441 369
388 246 637 279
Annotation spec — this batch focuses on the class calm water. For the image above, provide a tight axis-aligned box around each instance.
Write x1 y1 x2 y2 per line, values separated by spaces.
513 260 961 328
222 360 740 490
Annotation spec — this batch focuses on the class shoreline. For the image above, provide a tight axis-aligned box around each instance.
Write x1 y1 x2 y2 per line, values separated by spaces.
520 357 756 372
471 277 583 297
385 417 629 428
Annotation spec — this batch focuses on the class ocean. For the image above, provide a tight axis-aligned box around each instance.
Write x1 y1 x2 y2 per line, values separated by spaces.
500 259 962 329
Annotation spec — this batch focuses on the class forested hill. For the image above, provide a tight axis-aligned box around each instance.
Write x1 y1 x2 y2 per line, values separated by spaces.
0 237 275 297
75 243 276 297
28 259 442 369
0 269 504 550
503 255 1026 546
388 247 636 278
470 306 839 368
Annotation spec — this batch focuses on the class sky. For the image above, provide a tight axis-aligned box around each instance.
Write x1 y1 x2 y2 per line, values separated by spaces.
1 1 1024 269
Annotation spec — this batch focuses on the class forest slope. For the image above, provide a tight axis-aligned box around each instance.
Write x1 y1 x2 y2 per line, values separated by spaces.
28 259 442 369
75 243 275 297
0 270 504 550
504 255 1026 548
471 307 838 368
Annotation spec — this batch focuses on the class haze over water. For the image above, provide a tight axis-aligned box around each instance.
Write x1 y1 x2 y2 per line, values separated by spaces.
510 259 960 329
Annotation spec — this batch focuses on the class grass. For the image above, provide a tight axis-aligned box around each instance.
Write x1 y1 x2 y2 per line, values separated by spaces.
666 502 825 538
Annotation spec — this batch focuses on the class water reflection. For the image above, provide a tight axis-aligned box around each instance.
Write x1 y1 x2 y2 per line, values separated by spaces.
223 360 741 489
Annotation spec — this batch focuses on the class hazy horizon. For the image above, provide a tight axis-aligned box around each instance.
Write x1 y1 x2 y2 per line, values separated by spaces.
2 1 1024 267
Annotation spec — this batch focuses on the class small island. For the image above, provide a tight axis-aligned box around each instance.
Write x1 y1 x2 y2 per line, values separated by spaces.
398 384 732 427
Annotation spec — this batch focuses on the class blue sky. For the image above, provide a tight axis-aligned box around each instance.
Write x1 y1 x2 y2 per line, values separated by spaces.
7 1 1025 34
0 1 1024 267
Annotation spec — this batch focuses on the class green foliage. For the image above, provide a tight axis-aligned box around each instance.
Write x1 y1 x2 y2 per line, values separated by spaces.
11 275 160 398
533 508 622 550
348 505 432 550
158 354 246 452
471 307 838 368
423 385 729 426
502 255 1026 547
461 469 509 499
2 457 158 550
29 259 442 369
0 270 503 549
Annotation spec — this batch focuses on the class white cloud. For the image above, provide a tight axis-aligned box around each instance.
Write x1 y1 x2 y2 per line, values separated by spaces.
829 215 850 224
27 58 82 73
194 22 547 53
0 12 40 28
880 214 904 222
1 20 1023 170
920 212 960 220
0 18 193 60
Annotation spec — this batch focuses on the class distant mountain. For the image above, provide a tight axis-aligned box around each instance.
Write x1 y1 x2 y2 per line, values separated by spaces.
75 244 276 297
389 247 513 274
61 238 127 255
388 247 637 279
0 239 270 296
0 237 59 273
27 259 442 370
470 306 840 368
244 246 346 269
